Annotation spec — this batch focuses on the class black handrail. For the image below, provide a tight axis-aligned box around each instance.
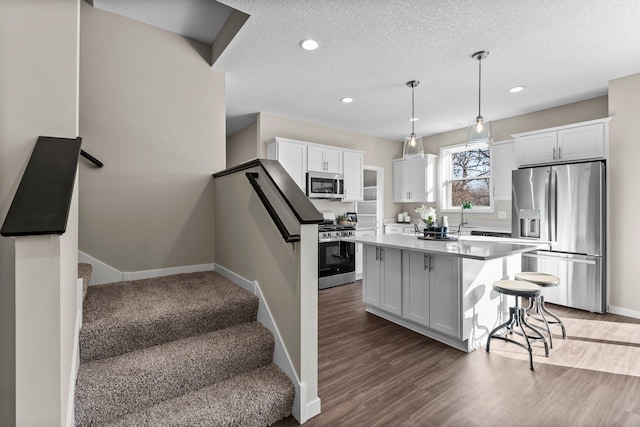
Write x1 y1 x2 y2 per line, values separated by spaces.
80 149 104 168
246 172 300 243
1 136 82 237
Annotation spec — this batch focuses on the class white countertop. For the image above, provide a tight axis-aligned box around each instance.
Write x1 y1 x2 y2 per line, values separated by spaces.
345 234 548 261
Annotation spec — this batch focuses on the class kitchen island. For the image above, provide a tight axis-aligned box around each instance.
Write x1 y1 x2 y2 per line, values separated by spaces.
346 234 547 352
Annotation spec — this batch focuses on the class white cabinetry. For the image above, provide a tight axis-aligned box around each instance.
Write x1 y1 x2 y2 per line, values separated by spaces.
514 118 609 167
355 229 376 280
385 224 414 235
402 251 431 325
266 137 307 191
363 245 402 315
393 154 437 202
428 255 460 337
342 151 364 201
491 140 517 200
308 145 342 174
401 251 460 337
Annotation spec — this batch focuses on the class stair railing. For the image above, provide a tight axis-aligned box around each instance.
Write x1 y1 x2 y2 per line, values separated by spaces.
80 149 104 168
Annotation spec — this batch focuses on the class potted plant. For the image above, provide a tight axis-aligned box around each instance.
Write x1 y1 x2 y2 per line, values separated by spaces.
337 214 349 225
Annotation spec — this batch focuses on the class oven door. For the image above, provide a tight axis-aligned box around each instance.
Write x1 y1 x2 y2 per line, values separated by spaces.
318 239 356 289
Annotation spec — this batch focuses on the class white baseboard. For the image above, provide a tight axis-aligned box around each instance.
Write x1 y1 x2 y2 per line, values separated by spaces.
67 278 83 427
78 250 214 284
214 264 319 424
78 250 123 285
124 263 214 281
607 305 640 320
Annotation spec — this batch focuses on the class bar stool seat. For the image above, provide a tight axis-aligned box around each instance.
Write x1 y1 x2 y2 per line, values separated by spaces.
515 272 567 348
487 280 549 370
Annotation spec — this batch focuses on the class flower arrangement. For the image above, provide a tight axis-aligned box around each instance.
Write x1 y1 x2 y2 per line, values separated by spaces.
415 205 436 227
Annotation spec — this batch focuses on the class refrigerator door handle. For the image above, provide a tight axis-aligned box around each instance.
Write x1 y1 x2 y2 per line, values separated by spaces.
522 252 597 265
549 169 557 243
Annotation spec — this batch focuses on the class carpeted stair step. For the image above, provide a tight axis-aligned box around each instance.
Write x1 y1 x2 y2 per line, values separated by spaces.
103 364 295 427
80 271 258 361
78 262 93 301
75 321 275 426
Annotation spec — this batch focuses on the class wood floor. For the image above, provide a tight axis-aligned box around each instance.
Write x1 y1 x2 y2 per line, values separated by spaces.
275 281 640 427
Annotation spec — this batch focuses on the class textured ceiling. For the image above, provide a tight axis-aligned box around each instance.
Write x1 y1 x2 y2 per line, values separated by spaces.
216 0 640 141
88 1 640 143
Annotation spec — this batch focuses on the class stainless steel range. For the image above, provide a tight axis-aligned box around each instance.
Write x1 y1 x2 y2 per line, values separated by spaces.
318 214 356 289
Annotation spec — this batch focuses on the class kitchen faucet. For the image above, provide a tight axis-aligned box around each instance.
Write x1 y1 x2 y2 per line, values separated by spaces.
458 203 469 233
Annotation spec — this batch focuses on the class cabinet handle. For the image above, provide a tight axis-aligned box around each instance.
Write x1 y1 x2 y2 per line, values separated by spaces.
429 255 433 271
375 247 379 261
379 248 384 261
552 147 556 160
424 254 428 270
558 147 562 160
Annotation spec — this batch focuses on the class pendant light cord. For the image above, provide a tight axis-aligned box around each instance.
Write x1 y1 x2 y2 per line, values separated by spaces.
411 83 415 135
477 55 482 119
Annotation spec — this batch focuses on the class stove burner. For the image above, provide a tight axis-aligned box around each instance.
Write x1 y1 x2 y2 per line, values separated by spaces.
318 223 356 232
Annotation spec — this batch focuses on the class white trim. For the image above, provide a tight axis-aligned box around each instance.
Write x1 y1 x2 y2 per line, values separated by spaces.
607 305 640 320
78 250 215 284
67 278 83 427
511 117 613 138
124 263 214 281
213 264 318 424
78 251 123 285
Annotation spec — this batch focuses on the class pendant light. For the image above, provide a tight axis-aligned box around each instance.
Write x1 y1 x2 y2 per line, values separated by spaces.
403 80 424 158
466 51 493 147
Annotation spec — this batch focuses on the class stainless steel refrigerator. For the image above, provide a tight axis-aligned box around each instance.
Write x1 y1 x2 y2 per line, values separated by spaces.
512 161 606 313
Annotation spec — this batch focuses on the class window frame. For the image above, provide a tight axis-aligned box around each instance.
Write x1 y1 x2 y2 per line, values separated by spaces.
439 142 494 213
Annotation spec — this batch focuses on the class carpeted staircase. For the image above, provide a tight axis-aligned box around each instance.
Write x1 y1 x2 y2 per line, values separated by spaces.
74 269 294 426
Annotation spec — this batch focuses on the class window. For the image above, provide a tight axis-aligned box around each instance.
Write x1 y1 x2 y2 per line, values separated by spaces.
440 143 492 212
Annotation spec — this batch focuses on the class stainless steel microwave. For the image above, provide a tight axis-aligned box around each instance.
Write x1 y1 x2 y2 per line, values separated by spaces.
306 172 344 199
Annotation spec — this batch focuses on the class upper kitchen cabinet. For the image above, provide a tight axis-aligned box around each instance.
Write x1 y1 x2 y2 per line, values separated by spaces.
491 140 517 200
266 137 307 191
513 118 611 167
393 154 437 203
308 145 343 174
342 151 364 201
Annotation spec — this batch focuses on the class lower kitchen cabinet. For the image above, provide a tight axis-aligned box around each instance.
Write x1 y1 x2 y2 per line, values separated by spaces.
401 251 460 337
363 245 402 315
428 255 460 337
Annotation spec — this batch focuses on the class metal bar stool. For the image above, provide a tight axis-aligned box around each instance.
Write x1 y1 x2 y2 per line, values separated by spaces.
515 272 567 348
486 280 549 370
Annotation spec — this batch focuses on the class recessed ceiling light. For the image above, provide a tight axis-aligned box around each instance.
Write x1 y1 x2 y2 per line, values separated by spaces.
299 39 319 51
509 86 526 93
409 117 419 122
340 97 353 103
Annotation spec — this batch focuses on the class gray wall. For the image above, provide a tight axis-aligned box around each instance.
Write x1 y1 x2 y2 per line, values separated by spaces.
0 0 80 423
609 73 640 314
78 2 226 271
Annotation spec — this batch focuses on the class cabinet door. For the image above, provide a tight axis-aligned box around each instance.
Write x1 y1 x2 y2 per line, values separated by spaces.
491 141 517 200
557 123 605 162
276 140 307 191
324 148 343 174
429 255 460 338
402 251 430 326
363 245 381 307
307 145 326 172
408 156 426 202
355 230 376 279
515 132 557 166
393 159 410 202
342 151 363 201
380 247 402 316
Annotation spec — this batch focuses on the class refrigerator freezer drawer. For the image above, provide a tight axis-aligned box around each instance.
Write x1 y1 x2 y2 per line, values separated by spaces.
522 251 604 313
